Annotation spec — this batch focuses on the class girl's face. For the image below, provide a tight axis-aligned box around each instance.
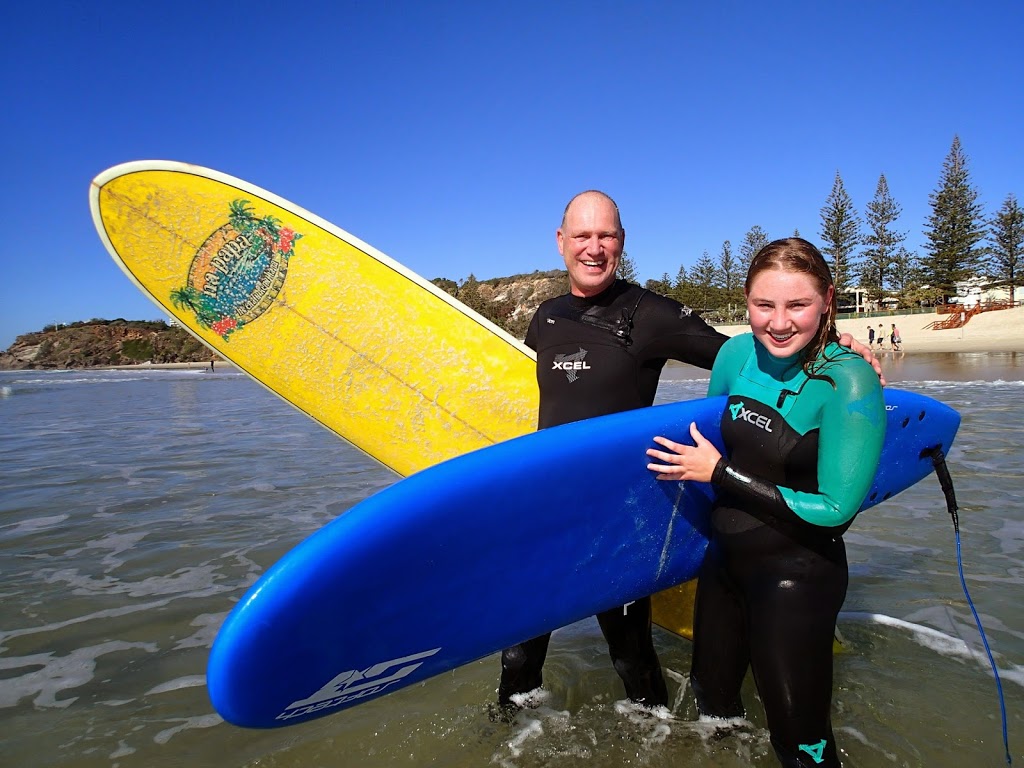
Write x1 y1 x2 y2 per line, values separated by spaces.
746 268 832 358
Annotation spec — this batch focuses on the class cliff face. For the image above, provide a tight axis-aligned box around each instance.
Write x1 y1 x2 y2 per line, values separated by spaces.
447 270 568 338
0 320 212 370
1 271 572 370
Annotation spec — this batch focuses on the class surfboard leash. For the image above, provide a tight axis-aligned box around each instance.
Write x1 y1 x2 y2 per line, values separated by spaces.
928 447 1011 765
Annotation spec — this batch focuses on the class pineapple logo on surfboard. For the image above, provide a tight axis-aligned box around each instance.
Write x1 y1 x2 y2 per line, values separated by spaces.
171 200 302 339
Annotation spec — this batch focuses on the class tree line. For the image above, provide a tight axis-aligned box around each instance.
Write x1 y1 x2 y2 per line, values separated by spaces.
433 135 1021 334
632 135 1022 322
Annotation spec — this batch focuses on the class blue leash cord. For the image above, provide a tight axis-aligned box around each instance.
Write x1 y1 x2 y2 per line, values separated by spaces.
930 448 1012 765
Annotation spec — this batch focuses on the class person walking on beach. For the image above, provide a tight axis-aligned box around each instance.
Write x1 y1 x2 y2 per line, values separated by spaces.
891 323 902 351
646 237 885 766
867 325 875 346
877 323 885 349
498 193 882 714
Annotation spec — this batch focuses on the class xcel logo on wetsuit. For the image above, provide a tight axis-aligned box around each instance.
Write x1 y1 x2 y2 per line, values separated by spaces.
552 348 591 382
728 400 774 432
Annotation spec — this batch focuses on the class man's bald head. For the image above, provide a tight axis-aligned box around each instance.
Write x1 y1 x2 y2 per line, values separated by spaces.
561 190 622 232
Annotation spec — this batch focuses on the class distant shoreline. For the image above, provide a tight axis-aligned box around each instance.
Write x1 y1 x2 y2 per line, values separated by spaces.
12 306 1024 373
95 361 239 371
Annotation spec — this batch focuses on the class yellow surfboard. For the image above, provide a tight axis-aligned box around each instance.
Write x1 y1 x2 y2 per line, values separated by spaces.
89 161 696 637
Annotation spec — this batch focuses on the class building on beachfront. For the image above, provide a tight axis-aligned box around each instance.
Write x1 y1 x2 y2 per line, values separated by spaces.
951 277 1023 307
837 287 899 314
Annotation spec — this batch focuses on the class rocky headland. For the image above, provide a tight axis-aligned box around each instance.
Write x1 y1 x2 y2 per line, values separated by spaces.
1 271 571 370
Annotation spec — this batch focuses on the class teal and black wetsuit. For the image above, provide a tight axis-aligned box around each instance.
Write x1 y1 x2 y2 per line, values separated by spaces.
691 333 885 767
499 279 726 707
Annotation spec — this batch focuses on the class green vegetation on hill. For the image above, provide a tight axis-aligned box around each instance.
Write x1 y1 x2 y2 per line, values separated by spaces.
0 319 215 370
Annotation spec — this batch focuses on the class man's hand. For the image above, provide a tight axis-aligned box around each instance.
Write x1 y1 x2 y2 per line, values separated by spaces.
838 332 886 386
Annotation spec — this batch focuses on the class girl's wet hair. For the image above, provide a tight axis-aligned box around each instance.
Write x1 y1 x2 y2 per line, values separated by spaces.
747 237 840 375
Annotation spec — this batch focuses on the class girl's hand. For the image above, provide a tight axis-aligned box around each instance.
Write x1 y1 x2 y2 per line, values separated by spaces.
646 422 721 482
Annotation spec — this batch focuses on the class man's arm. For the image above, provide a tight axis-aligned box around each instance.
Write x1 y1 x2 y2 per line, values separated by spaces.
640 295 728 371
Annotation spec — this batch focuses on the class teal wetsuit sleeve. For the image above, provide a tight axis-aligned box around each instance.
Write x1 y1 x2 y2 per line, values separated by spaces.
779 360 885 526
712 356 885 530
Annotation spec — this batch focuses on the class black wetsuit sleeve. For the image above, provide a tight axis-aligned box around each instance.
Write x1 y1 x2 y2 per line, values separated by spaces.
633 294 728 371
524 311 540 352
709 458 837 531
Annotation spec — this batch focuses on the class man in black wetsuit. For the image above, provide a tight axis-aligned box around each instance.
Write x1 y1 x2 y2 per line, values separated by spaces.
498 190 727 708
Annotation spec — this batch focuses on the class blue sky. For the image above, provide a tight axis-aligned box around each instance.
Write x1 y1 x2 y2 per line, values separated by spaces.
2 1 1022 349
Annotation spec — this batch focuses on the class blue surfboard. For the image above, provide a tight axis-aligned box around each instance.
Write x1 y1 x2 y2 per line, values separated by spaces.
207 389 959 728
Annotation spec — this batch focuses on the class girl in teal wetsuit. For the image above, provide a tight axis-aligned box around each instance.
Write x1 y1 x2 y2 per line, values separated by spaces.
646 238 886 767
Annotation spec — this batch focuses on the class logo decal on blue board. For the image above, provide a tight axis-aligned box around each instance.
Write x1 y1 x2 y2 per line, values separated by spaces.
276 647 441 721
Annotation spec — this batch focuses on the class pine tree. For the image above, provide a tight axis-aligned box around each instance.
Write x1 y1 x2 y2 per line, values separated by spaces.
859 174 907 304
717 240 742 318
674 264 687 288
818 171 861 295
739 226 769 268
617 251 639 284
988 193 1024 303
888 247 919 308
645 272 673 296
672 264 691 305
691 250 721 311
717 240 739 292
922 135 986 302
457 274 485 313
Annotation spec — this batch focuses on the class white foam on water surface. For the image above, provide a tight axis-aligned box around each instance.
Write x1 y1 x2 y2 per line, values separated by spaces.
44 563 232 600
907 378 1024 389
172 612 228 651
490 689 572 766
504 716 547 760
0 640 157 709
1 514 70 537
109 740 136 759
0 599 173 649
98 699 134 707
840 610 1024 689
62 531 148 569
145 675 207 695
613 698 673 746
152 713 222 745
835 725 900 763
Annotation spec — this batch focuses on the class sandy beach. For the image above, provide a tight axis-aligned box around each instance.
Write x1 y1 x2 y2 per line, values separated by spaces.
718 304 1024 354
98 360 237 371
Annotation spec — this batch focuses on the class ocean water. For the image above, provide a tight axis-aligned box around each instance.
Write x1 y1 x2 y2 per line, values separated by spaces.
0 353 1021 767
